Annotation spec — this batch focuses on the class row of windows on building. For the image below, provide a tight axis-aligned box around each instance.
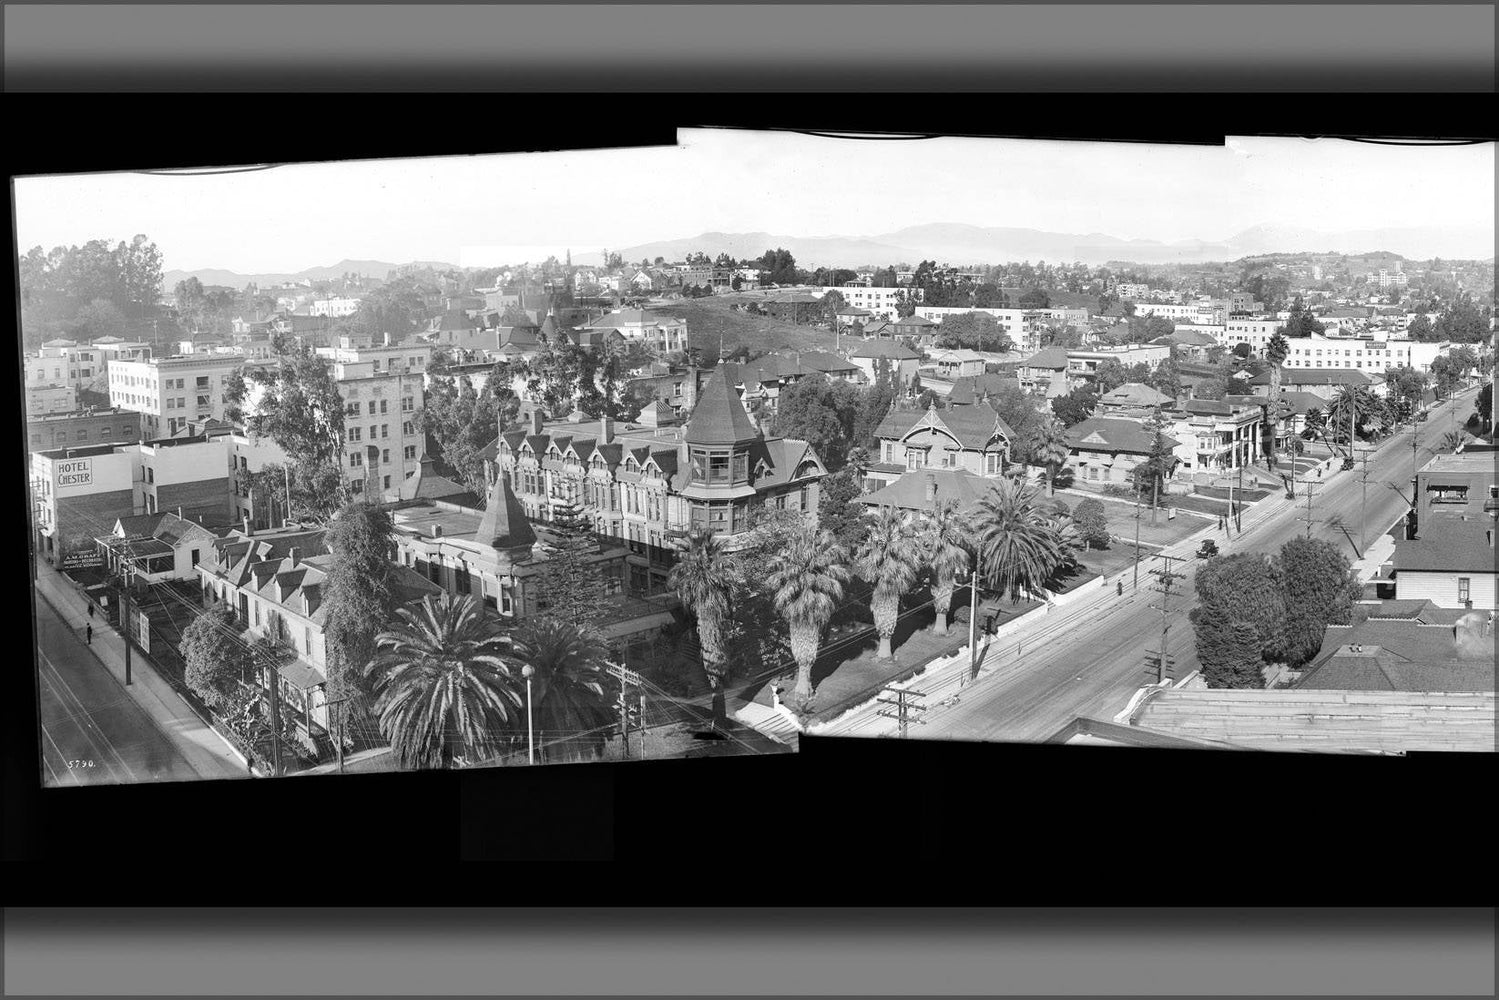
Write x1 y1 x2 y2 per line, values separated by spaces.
343 398 414 417
347 421 416 442
348 446 417 467
29 424 136 446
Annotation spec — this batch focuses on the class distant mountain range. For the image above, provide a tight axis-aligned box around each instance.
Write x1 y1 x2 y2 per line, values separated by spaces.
164 222 1491 289
582 223 1494 269
162 259 461 291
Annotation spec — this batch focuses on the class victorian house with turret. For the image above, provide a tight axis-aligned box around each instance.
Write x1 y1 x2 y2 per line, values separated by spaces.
481 366 827 577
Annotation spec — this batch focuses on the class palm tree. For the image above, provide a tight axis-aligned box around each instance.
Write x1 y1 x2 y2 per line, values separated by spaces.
854 506 924 659
506 618 613 763
973 478 1067 605
364 593 520 770
668 527 742 722
1264 332 1290 460
764 527 850 705
1326 385 1380 446
919 499 973 637
1028 415 1071 496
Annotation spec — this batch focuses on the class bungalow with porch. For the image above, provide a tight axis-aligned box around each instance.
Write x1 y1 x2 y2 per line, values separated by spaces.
1064 417 1181 487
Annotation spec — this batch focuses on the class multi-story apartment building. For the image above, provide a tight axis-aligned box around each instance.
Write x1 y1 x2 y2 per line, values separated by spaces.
313 341 433 499
1133 302 1222 324
26 407 142 453
1281 334 1451 374
820 285 922 322
25 385 78 415
1065 344 1172 387
1220 318 1285 356
309 296 363 318
485 367 827 570
1164 398 1265 478
107 353 246 438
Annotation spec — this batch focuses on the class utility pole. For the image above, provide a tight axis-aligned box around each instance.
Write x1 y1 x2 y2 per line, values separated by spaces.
1132 479 1143 588
1358 449 1373 550
1146 555 1180 684
606 661 643 759
966 547 984 683
1297 477 1323 539
876 686 926 738
266 651 283 776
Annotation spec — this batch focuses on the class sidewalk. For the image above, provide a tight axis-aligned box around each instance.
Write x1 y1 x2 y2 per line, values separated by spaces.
34 559 252 781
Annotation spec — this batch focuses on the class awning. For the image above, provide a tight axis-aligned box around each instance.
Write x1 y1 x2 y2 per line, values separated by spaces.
1421 478 1472 490
278 658 327 691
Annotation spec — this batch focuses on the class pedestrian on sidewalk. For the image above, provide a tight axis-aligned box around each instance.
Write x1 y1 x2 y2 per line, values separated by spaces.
1117 581 1124 597
88 603 94 620
86 624 93 646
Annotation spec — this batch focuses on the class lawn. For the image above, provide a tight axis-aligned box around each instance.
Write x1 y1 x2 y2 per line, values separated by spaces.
656 294 836 358
1059 491 1210 548
742 584 1043 724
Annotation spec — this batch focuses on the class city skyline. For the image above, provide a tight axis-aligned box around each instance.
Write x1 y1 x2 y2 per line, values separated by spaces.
13 131 1496 276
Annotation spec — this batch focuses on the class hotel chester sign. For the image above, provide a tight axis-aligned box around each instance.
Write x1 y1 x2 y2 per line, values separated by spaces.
55 458 94 488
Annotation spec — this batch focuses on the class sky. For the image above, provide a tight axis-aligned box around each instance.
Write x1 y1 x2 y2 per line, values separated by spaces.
12 129 1495 274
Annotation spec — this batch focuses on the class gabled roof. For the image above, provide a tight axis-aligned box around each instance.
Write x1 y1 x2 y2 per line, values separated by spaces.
1099 383 1172 407
1248 368 1373 387
892 313 936 327
795 351 859 373
684 365 761 446
848 340 920 361
1296 617 1495 692
1024 346 1070 370
860 467 995 515
1391 520 1499 573
1065 417 1179 454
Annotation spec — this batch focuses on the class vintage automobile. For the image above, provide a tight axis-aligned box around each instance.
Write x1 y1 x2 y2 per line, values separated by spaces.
1196 539 1219 559
1341 457 1356 471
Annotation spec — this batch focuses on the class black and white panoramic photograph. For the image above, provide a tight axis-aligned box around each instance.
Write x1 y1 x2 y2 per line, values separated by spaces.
15 128 1497 788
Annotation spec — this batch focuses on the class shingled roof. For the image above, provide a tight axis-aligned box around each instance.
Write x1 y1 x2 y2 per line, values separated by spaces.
1066 416 1179 455
684 365 761 446
474 472 537 552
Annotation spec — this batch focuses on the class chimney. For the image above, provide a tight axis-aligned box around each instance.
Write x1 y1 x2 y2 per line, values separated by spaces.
383 331 391 347
432 525 443 539
529 408 545 435
600 415 615 444
289 547 302 567
242 515 254 537
925 473 938 502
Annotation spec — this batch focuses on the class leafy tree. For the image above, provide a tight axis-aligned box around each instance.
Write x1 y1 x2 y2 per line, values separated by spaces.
893 291 918 319
933 311 1010 352
505 618 613 762
418 373 522 498
322 498 398 751
854 507 923 660
1274 537 1361 668
1325 384 1381 444
347 276 429 342
1432 293 1490 344
1405 313 1434 342
70 298 129 341
1232 342 1253 360
1195 620 1267 689
973 479 1067 603
1282 296 1325 338
668 528 742 722
1384 366 1428 423
772 373 860 468
1093 358 1128 394
533 496 608 633
1474 383 1493 433
919 500 973 636
364 593 519 769
1192 553 1286 662
242 345 346 469
819 467 872 552
1050 385 1098 428
764 526 850 708
180 604 257 709
1071 497 1110 551
1131 409 1178 506
1194 376 1229 401
1017 287 1050 309
1429 356 1465 399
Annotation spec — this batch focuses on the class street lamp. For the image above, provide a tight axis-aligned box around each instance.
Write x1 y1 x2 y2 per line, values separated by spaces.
521 664 535 765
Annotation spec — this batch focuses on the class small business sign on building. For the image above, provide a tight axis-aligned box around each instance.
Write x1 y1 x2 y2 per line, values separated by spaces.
60 551 104 570
55 457 93 488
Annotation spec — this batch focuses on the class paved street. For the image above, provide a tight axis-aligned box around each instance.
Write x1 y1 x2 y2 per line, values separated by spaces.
826 385 1485 744
34 591 202 786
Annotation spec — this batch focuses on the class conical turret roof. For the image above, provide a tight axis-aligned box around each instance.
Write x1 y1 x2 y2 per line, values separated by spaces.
475 472 537 551
684 364 760 446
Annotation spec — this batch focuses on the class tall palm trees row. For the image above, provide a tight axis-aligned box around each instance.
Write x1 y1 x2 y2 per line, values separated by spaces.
363 595 614 769
672 476 1081 713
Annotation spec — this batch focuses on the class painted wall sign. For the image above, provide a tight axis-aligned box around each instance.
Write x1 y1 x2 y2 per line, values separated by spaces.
55 458 93 488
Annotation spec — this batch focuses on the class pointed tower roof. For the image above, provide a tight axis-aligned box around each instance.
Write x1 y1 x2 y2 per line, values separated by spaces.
475 473 537 551
684 364 761 446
